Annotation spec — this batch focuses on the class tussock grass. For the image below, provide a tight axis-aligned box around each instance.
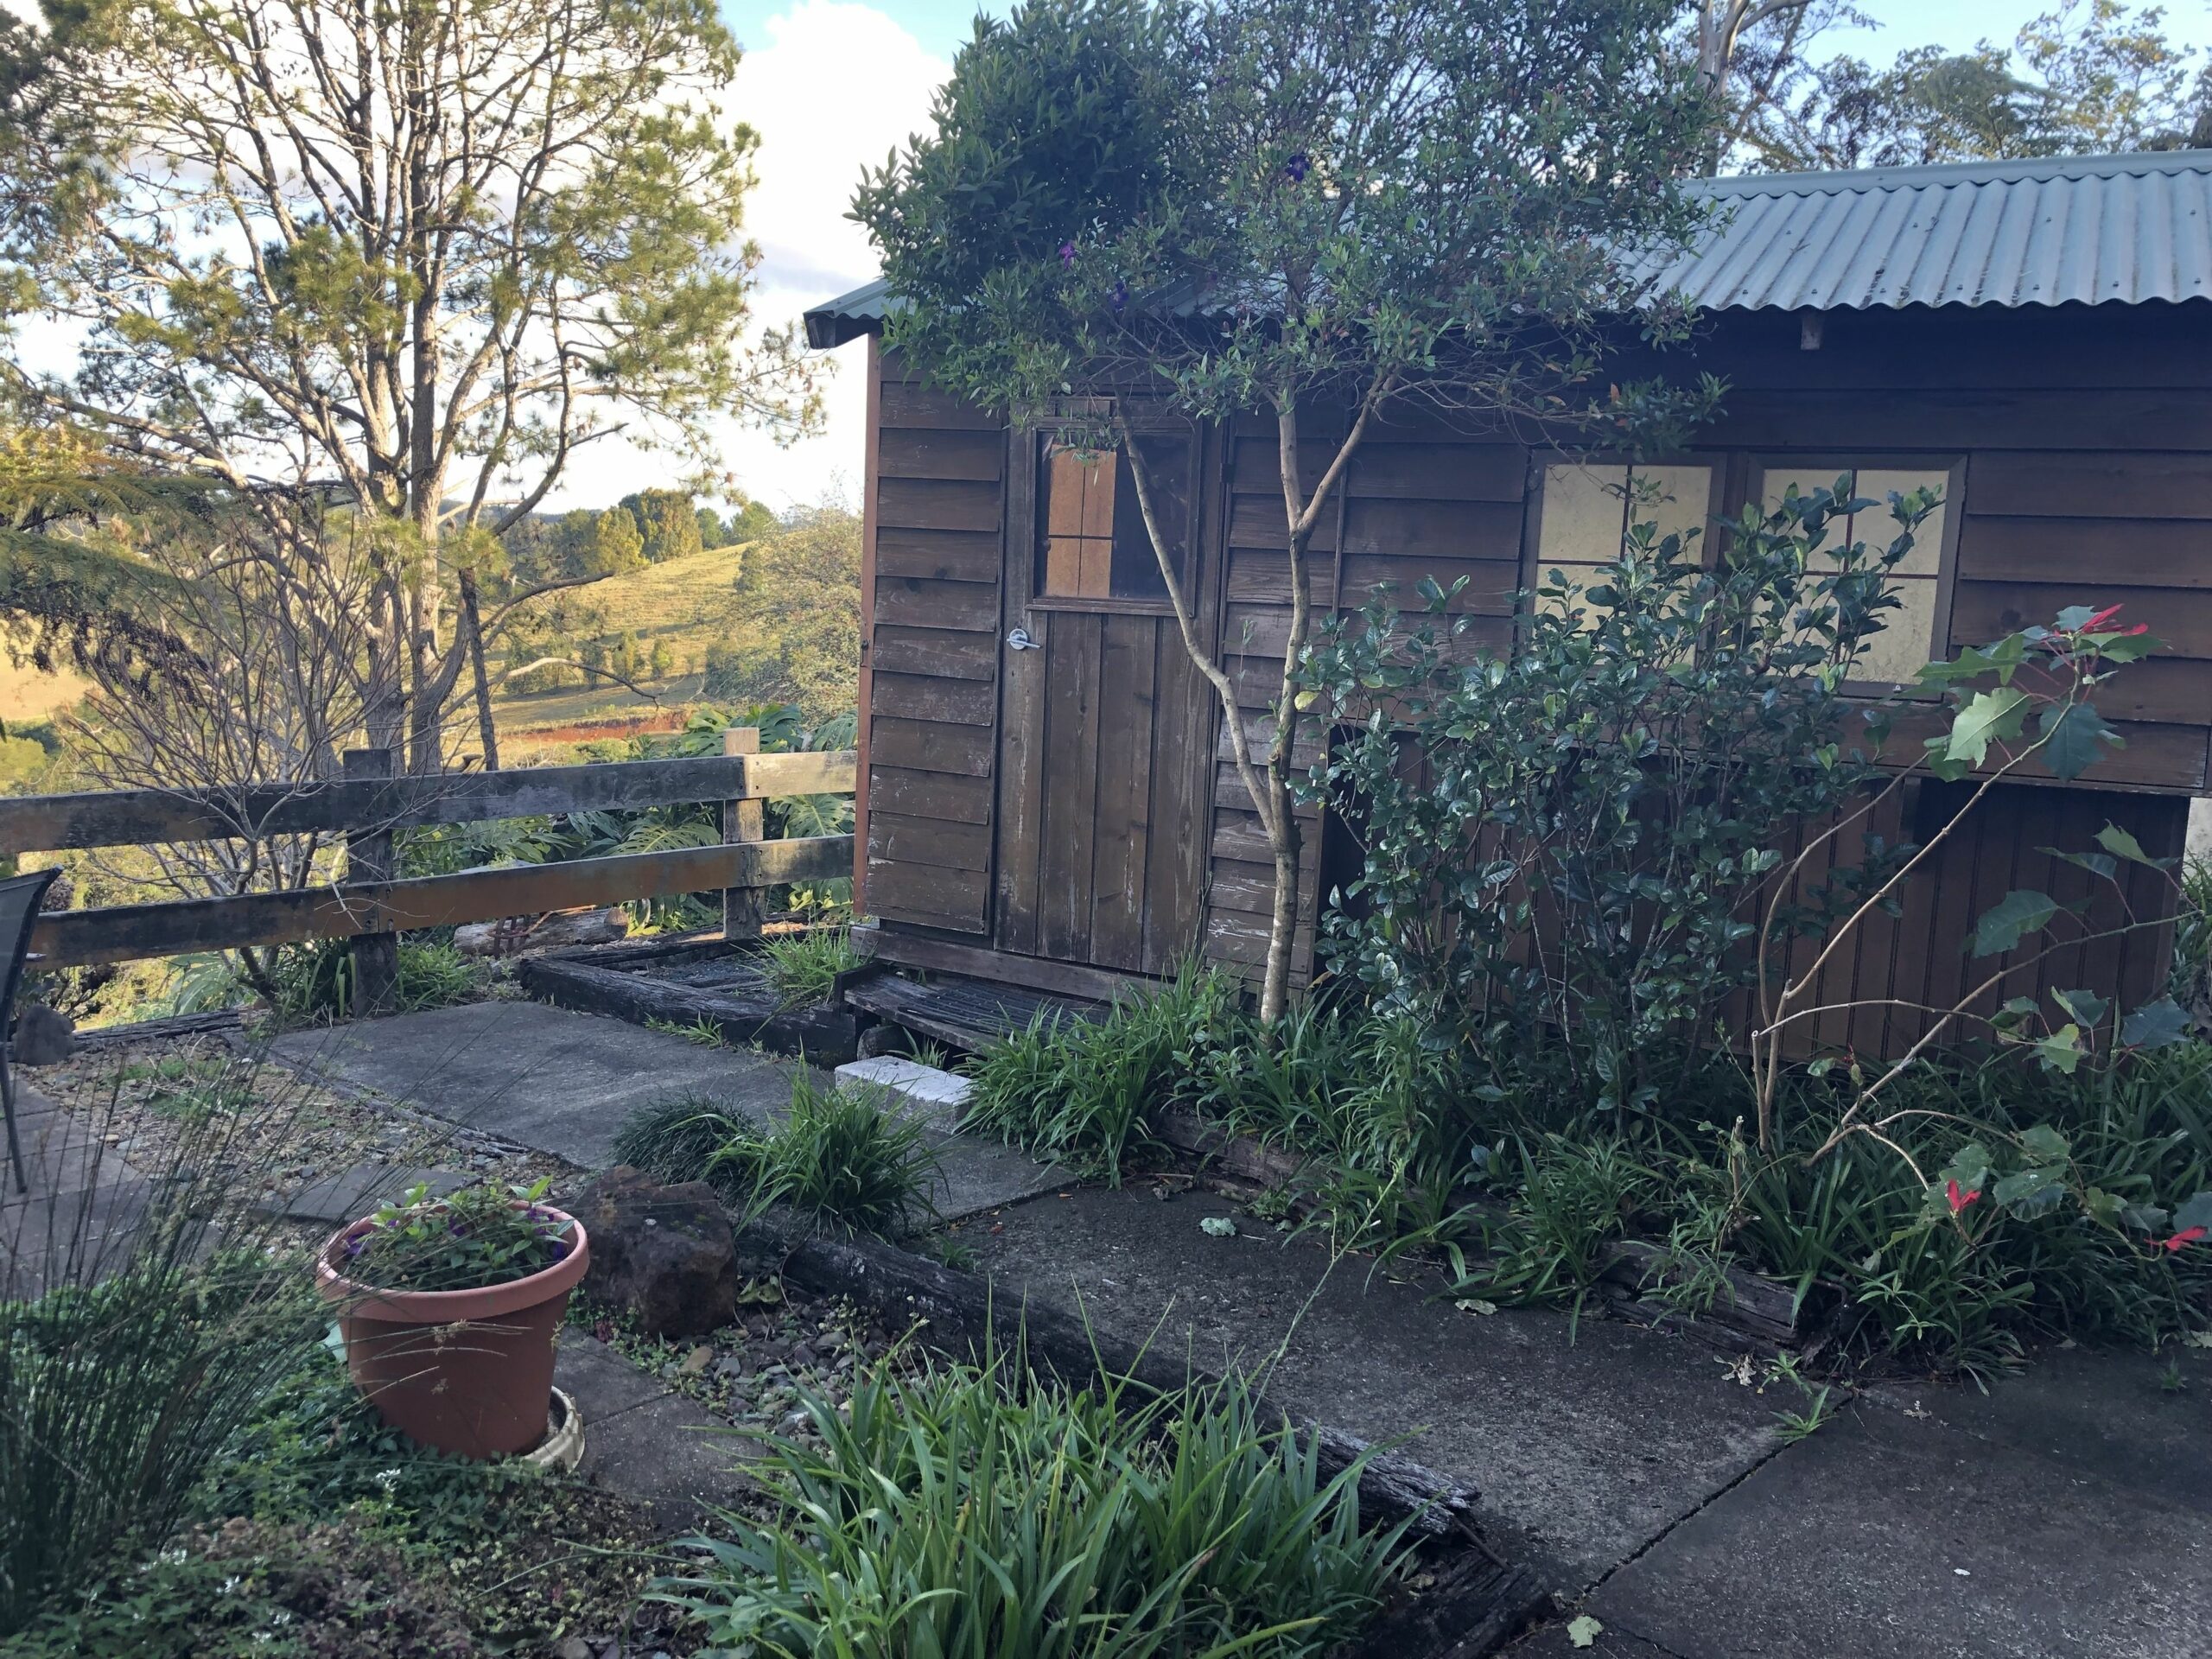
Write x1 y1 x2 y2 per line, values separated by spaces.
652 1346 1408 1659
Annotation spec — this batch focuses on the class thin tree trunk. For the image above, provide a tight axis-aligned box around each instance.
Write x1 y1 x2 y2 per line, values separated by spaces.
459 569 500 770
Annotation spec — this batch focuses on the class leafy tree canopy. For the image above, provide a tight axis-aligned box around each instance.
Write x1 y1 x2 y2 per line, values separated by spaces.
0 0 822 766
1717 0 2211 173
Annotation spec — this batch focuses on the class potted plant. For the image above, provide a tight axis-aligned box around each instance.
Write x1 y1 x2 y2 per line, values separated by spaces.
317 1177 588 1459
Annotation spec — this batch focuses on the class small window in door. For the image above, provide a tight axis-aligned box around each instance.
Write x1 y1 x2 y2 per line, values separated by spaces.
1758 464 1950 686
1038 434 1192 605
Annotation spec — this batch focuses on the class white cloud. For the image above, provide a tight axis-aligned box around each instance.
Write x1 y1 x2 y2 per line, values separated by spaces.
550 2 947 512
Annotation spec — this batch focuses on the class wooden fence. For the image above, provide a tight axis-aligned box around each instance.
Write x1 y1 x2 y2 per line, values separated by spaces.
2 734 857 1000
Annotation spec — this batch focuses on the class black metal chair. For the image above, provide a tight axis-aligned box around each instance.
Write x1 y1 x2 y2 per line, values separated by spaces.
1 868 61 1194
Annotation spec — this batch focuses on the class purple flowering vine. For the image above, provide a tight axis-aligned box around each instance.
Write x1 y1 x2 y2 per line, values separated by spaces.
1284 151 1309 182
1058 239 1077 267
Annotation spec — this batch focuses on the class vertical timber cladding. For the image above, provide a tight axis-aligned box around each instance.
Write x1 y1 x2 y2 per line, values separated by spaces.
1210 408 1529 986
862 350 1005 933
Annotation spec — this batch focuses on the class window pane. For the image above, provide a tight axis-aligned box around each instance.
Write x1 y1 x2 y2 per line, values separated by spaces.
1537 463 1629 569
1629 464 1714 548
1854 580 1941 683
1755 464 1952 684
1852 468 1947 578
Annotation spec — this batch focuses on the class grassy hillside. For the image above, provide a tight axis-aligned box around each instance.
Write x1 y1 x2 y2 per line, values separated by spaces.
1 629 90 725
493 540 750 733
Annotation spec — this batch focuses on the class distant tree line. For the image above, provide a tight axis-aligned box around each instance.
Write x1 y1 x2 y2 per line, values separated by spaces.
1700 0 2212 174
494 490 785 588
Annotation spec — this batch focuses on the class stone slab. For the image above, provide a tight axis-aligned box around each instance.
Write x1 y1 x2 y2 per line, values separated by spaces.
918 1130 1069 1225
0 1178 159 1299
1864 1339 2212 1519
1586 1402 2212 1659
835 1056 973 1126
575 1387 753 1535
555 1328 674 1421
1 1107 137 1211
271 1001 801 1167
965 1185 1782 1590
255 1163 473 1225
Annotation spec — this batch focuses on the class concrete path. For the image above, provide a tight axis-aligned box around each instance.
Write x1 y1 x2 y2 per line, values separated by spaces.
272 1000 1063 1221
0 1082 157 1300
969 1183 2212 1659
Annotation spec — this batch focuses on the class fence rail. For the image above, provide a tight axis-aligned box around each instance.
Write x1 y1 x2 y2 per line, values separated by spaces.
0 751 856 854
10 741 858 980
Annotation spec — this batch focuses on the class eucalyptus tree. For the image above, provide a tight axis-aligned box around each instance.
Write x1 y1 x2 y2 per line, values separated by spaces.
855 0 1716 1022
0 0 819 770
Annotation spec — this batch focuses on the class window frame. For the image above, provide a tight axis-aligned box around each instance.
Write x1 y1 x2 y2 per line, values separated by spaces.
1020 416 1203 618
1517 451 1725 614
1738 451 1968 695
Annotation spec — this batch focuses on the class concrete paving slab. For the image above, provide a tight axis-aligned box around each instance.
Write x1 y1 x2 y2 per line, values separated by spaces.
576 1388 753 1535
1587 1402 2212 1659
0 1110 134 1210
965 1185 1781 1591
556 1328 674 1421
255 1162 472 1225
271 1001 800 1167
919 1129 1068 1224
0 1177 159 1298
1503 1620 1686 1658
1866 1340 2212 1519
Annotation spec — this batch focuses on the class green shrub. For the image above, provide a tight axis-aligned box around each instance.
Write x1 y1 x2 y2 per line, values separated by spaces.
262 936 486 1024
613 1094 754 1201
0 1258 322 1636
652 1351 1408 1659
1300 479 1936 1107
757 925 863 1007
962 964 1237 1178
340 1178 577 1294
714 1072 938 1237
1 1515 476 1659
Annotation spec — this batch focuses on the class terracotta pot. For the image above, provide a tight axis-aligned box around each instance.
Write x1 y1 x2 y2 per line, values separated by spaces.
316 1205 589 1460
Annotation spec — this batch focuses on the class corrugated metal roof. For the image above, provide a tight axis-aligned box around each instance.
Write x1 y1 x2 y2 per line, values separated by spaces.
804 149 2212 343
1663 149 2212 311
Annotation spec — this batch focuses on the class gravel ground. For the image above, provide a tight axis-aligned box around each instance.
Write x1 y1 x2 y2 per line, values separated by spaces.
572 1282 905 1452
31 1032 565 1205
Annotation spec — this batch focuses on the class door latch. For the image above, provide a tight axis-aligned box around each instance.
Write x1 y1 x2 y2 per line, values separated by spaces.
1006 626 1041 652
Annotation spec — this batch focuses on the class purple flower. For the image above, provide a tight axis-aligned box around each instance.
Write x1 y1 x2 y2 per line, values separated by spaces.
1284 152 1309 182
1109 277 1128 313
447 1220 468 1239
1058 239 1077 267
344 1235 365 1259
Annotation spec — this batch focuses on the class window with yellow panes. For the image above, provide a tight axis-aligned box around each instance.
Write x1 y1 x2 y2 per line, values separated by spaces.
1756 464 1951 686
1529 461 1718 626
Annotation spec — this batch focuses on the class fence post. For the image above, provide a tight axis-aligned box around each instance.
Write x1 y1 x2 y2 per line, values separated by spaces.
721 726 764 943
343 747 399 1016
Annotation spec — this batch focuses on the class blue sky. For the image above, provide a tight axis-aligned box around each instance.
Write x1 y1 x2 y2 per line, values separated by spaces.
578 0 2212 512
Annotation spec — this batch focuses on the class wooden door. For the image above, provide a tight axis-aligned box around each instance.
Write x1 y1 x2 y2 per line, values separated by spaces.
994 423 1220 975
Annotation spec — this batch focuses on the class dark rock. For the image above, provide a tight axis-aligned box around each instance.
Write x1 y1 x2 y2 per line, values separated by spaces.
574 1165 741 1338
855 1023 904 1058
10 1003 75 1066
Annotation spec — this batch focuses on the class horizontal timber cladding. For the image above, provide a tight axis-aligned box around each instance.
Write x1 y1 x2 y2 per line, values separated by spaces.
865 351 1007 935
856 301 2209 1015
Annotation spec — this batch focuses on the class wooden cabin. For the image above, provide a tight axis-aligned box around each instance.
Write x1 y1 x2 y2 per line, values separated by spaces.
805 150 2212 1049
